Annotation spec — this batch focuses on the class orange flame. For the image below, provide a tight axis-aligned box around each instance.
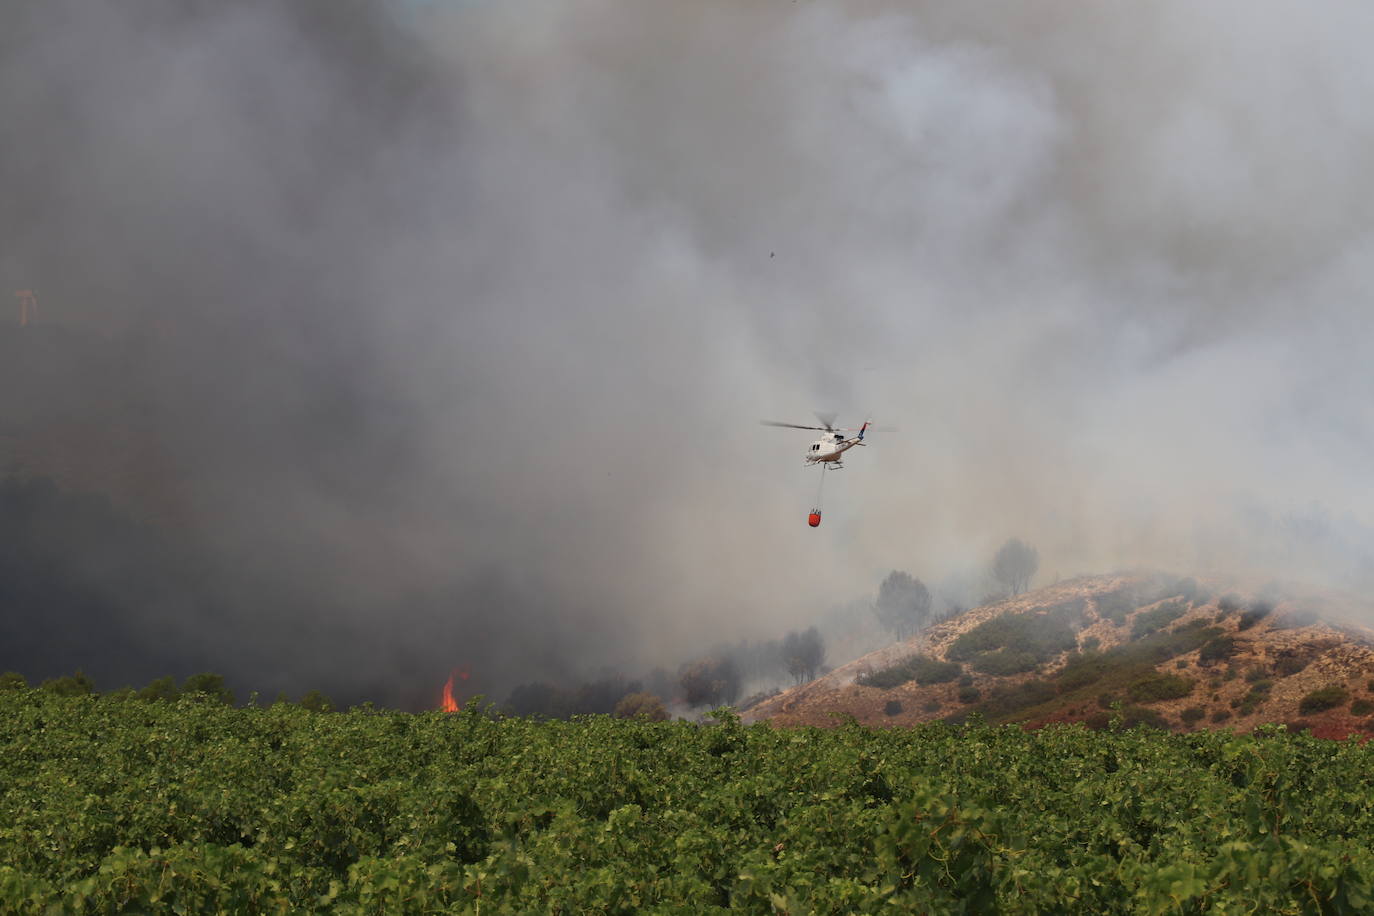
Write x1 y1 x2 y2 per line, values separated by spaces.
440 667 469 712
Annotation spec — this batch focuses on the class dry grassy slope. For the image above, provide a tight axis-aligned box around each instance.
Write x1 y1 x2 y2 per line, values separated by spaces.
744 572 1374 739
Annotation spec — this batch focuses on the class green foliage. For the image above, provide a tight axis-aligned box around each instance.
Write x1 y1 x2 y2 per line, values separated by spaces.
181 673 234 705
1180 706 1205 724
947 611 1077 665
1084 705 1169 731
298 689 333 713
857 655 961 690
1354 699 1374 717
40 670 94 696
7 692 1374 912
0 672 27 691
883 700 903 716
957 686 981 704
1236 682 1272 717
1299 685 1350 715
137 676 180 702
981 679 1057 716
1126 673 1194 704
1130 601 1188 639
970 648 1040 676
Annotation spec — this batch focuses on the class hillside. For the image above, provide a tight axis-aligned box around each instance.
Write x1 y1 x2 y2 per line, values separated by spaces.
745 572 1374 739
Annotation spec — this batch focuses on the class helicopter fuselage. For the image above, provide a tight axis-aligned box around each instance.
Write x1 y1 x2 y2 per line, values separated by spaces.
806 433 860 464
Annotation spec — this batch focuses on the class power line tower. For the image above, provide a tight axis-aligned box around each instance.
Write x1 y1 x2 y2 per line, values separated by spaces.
15 289 37 326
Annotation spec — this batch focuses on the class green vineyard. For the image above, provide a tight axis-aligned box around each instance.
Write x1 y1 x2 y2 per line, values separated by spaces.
2 690 1372 913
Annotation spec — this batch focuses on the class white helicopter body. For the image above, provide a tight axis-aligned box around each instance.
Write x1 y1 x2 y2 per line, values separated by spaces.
761 417 872 469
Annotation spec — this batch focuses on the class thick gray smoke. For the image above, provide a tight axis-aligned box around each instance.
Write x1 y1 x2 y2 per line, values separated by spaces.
3 0 1373 705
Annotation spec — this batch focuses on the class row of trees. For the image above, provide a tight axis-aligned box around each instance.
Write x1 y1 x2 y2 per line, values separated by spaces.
0 670 333 711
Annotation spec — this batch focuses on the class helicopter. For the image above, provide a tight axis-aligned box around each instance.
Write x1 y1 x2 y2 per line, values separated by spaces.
759 414 873 469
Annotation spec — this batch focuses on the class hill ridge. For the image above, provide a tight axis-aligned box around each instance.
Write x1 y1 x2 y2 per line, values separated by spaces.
745 572 1374 739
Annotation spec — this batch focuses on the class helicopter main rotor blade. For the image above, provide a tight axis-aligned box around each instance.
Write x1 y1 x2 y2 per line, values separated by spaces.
760 420 831 431
814 411 839 431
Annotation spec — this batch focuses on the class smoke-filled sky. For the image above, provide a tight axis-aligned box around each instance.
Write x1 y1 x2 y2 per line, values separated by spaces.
3 0 1373 706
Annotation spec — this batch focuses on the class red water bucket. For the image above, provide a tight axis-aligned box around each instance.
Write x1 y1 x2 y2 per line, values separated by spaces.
807 510 822 527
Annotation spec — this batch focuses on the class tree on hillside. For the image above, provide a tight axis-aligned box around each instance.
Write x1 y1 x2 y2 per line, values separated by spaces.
873 571 932 640
781 627 826 684
0 672 27 690
992 538 1039 596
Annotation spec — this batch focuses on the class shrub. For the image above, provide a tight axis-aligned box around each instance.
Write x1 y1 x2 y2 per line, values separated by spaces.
957 674 975 687
1175 660 1189 669
1126 673 1193 704
41 670 95 696
1180 706 1205 724
1080 636 1101 653
182 673 235 705
1058 653 1112 691
856 666 909 689
1118 705 1168 730
982 679 1056 716
138 676 180 702
299 690 333 713
1095 588 1139 624
957 686 980 704
1130 601 1188 639
0 672 28 691
1237 601 1274 631
1211 709 1232 723
1299 685 1350 715
1199 637 1239 665
613 693 669 721
1350 698 1374 717
1237 693 1264 716
947 611 1077 663
922 699 942 713
971 648 1041 676
857 655 962 689
883 700 903 716
910 657 963 685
